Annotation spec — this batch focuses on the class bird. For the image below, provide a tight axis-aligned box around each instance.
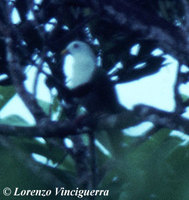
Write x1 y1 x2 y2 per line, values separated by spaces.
61 41 126 158
61 40 123 115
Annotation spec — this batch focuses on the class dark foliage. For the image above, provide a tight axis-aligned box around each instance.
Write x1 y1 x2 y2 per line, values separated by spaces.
0 0 189 199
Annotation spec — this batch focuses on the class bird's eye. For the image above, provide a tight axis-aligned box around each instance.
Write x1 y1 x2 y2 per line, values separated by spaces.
73 43 79 48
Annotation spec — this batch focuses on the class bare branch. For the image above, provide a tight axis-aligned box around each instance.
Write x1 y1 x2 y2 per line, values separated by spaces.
134 104 189 134
173 64 185 114
89 0 189 65
5 36 47 123
0 119 77 138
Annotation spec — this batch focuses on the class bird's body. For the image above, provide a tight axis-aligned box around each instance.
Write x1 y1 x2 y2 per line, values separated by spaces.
61 41 125 158
62 40 122 115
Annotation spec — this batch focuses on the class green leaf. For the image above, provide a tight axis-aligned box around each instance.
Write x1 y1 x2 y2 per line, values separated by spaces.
0 144 75 200
181 94 189 102
0 115 30 126
0 86 15 109
37 99 50 115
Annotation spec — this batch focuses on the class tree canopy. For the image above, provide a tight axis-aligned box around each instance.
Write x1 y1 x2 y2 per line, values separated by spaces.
0 0 189 199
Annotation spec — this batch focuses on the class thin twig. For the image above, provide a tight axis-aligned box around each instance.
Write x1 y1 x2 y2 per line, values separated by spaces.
89 130 96 191
127 126 162 153
173 64 184 114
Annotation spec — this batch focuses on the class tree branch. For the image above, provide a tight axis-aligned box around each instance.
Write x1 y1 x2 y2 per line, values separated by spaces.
0 120 77 138
5 36 47 123
173 64 185 114
134 104 189 134
89 0 189 66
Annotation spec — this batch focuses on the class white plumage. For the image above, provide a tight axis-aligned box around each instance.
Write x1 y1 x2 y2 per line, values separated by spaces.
63 41 96 89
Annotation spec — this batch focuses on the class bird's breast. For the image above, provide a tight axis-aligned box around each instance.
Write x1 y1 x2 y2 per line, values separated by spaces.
65 56 95 89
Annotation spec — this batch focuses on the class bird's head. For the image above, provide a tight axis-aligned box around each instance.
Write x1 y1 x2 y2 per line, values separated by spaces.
62 41 95 60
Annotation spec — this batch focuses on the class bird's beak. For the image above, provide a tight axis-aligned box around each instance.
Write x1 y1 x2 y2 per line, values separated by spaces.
61 49 69 56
